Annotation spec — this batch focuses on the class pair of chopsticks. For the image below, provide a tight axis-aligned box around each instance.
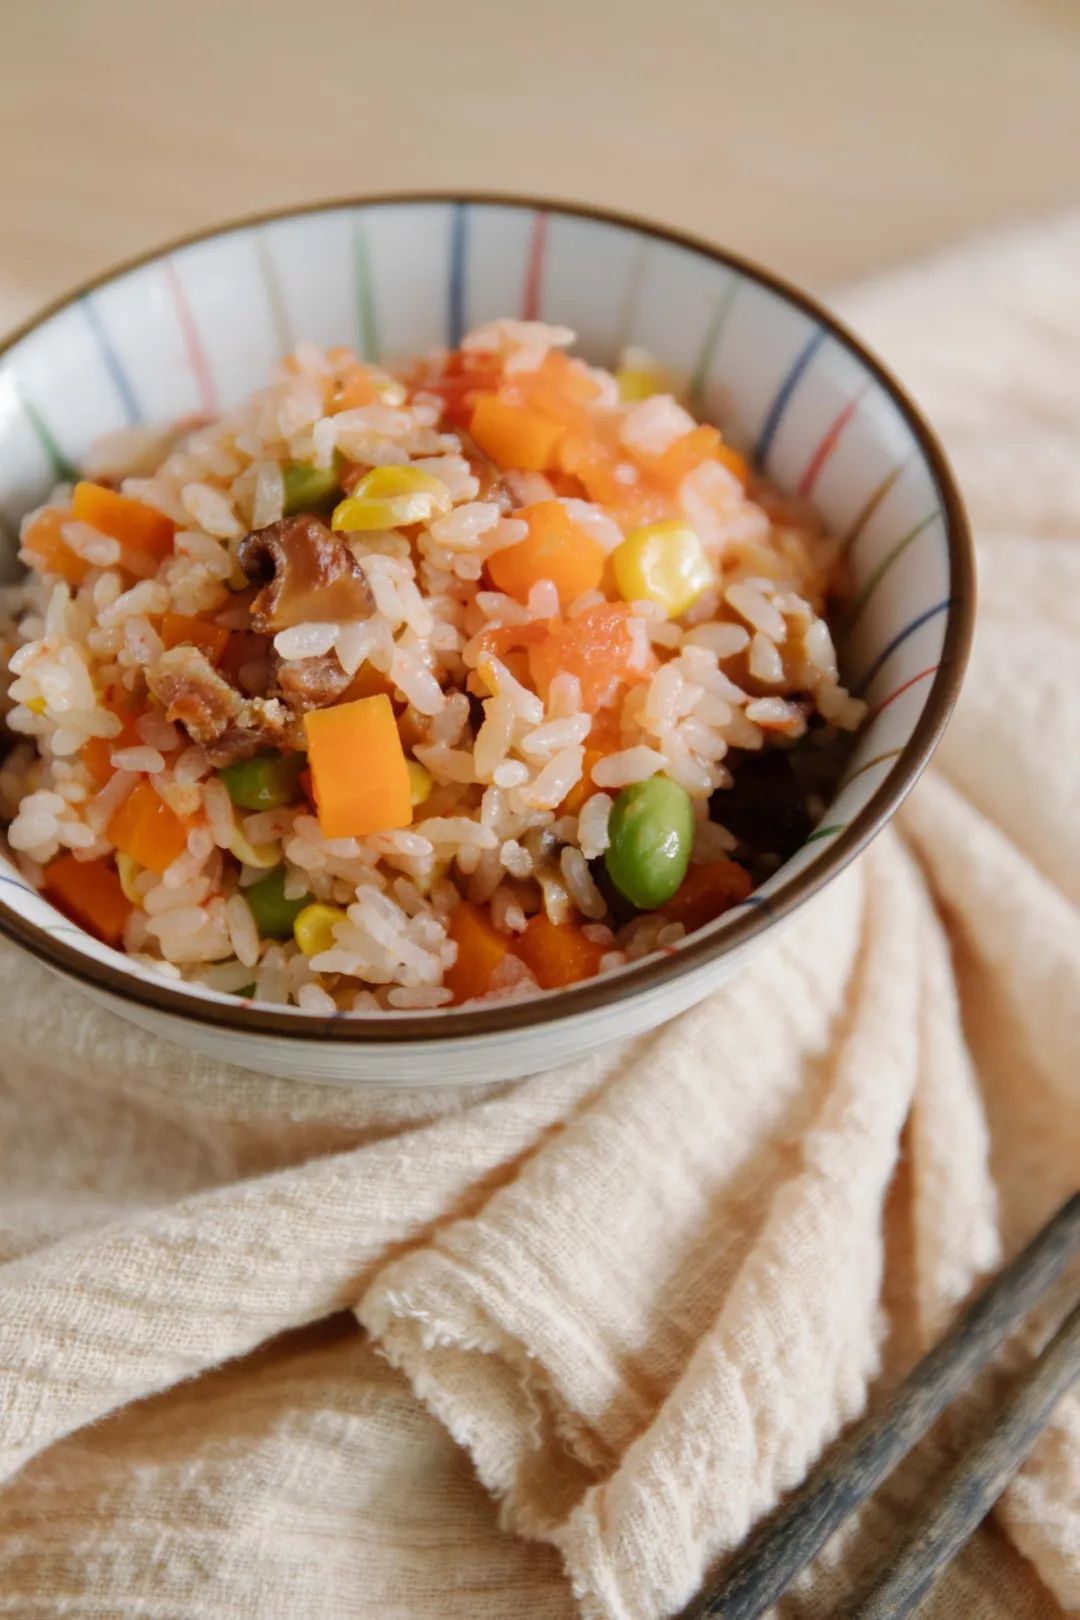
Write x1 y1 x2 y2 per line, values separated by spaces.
683 1192 1080 1619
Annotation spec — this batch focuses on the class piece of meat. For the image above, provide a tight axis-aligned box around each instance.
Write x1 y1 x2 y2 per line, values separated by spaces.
147 645 301 766
272 652 353 712
238 515 375 632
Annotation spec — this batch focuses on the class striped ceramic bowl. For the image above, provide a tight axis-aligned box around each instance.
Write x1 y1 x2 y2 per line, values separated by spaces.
0 195 973 1086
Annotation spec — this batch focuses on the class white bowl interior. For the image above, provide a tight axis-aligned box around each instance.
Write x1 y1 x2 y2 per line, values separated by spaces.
0 199 959 1017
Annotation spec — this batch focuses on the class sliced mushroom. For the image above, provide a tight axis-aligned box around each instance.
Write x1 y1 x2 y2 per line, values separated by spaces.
238 515 375 632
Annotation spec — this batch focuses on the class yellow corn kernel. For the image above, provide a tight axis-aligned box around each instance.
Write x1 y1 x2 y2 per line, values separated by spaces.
612 520 716 619
25 696 47 715
116 853 144 905
293 902 348 958
371 375 407 405
225 817 282 870
407 760 433 806
616 367 664 403
331 465 453 533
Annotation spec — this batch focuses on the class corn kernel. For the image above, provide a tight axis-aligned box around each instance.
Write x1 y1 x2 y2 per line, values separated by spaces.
25 696 47 715
332 466 453 532
225 816 282 869
612 520 716 619
407 760 433 806
117 853 143 905
293 902 349 957
616 368 664 403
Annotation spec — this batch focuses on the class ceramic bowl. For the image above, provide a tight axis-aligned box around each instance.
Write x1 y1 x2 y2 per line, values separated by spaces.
0 194 973 1085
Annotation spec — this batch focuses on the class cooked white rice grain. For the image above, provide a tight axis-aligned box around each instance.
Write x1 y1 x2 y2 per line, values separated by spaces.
591 746 667 789
60 521 121 567
577 793 613 859
726 582 787 641
202 777 237 847
520 714 591 760
428 501 499 550
112 745 165 774
683 622 751 658
225 893 261 968
274 622 339 660
298 982 340 1013
748 632 785 685
522 745 584 811
560 844 606 919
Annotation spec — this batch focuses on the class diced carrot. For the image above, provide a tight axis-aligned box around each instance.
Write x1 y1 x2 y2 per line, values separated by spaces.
660 859 752 933
516 912 605 990
528 603 656 712
341 664 397 703
716 443 749 485
44 854 132 946
444 901 511 1004
81 700 145 787
487 499 605 606
560 746 605 815
304 694 412 839
107 778 189 873
216 630 261 684
332 364 378 412
470 395 564 472
160 612 230 663
72 481 175 561
82 728 134 787
19 507 88 586
81 737 114 788
559 710 620 813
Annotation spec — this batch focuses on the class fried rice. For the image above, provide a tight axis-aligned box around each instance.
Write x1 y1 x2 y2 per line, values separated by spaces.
0 318 866 1011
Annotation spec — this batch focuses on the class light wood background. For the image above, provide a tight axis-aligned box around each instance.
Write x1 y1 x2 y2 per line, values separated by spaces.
2 0 1079 335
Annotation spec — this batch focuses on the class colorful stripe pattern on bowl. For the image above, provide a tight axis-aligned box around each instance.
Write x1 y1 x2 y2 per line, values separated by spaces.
0 198 966 1015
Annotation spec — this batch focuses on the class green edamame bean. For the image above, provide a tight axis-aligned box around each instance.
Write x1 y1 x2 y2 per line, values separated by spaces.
217 749 306 811
245 866 313 940
604 775 695 910
281 460 341 516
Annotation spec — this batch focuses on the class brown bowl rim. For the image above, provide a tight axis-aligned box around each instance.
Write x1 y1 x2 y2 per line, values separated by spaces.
0 189 974 1044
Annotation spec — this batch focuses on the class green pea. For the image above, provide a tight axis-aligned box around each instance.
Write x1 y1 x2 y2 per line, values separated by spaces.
245 867 313 940
217 750 306 811
281 459 341 515
604 775 695 910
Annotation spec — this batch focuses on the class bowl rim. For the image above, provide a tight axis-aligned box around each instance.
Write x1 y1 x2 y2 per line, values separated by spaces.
0 189 975 1044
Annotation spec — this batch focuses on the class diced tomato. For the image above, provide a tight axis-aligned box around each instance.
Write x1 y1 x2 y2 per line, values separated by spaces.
527 603 655 712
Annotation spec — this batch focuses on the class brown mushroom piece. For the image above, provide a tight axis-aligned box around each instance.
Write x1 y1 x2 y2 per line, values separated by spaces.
147 645 301 767
237 515 375 632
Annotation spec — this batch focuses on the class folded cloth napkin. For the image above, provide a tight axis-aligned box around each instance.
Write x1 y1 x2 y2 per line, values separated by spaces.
1 214 1078 1620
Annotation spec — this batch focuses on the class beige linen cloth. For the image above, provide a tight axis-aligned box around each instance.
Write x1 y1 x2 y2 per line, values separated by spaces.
1 214 1079 1620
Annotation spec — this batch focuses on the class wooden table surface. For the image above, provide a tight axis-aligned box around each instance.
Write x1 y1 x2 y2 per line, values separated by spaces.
3 0 1080 335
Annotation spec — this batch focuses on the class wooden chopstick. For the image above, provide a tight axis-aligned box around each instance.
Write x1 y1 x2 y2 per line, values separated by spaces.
683 1191 1080 1620
846 1295 1080 1617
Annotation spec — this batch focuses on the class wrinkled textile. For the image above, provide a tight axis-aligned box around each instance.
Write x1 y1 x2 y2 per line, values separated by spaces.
1 216 1078 1619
